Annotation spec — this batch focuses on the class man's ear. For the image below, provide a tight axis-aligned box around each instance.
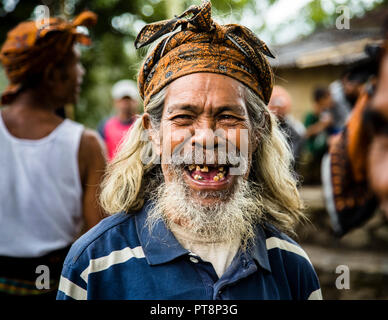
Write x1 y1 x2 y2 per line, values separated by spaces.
251 127 260 154
142 113 161 156
44 65 68 91
43 67 57 88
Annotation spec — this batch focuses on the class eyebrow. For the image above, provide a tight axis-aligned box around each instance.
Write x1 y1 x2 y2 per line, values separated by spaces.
166 104 199 114
166 104 246 115
215 105 246 115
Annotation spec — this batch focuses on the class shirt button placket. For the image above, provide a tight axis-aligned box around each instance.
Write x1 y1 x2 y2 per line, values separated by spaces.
189 256 199 263
215 288 223 300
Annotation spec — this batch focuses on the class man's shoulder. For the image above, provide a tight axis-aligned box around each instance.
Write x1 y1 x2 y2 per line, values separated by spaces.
261 224 322 299
262 223 312 266
80 127 104 148
64 212 138 266
97 116 114 130
262 223 298 242
78 127 107 166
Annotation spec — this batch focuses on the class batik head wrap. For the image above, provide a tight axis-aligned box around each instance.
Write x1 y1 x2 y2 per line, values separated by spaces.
0 11 97 105
135 0 274 107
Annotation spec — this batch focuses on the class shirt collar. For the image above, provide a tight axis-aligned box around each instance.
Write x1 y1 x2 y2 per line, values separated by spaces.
249 224 272 273
135 200 272 272
135 201 189 266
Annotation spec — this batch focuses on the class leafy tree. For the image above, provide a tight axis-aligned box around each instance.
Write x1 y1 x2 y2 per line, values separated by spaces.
1 0 258 127
0 0 386 128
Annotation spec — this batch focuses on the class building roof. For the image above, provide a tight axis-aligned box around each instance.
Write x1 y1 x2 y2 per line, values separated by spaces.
271 5 387 69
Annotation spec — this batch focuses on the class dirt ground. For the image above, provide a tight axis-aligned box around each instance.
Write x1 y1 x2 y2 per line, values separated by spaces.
298 186 388 300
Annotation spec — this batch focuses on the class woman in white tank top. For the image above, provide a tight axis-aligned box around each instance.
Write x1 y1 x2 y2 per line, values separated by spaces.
0 12 106 297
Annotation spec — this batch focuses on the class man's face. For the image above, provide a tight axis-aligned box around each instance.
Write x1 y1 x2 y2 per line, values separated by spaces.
343 78 361 106
316 93 333 111
268 97 287 119
368 50 388 218
114 96 138 117
146 73 256 207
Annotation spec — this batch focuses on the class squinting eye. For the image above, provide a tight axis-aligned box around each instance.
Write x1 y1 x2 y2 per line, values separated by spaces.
171 114 193 120
219 115 237 120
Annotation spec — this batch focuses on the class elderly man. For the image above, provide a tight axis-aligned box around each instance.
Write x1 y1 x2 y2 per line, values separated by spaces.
57 1 321 300
0 11 106 298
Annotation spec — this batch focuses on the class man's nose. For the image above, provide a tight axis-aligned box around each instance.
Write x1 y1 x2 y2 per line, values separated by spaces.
191 128 215 148
191 127 218 150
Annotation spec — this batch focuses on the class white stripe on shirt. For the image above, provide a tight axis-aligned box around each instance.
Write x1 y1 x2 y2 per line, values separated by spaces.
80 246 145 283
308 288 323 300
266 237 312 265
58 276 87 300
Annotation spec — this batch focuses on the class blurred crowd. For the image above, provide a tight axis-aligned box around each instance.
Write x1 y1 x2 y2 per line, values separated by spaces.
268 34 387 236
268 58 378 184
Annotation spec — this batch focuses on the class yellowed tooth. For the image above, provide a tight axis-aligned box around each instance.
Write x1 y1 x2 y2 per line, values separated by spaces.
188 164 195 171
200 165 209 172
196 165 201 172
194 174 203 180
213 175 220 182
218 166 225 172
218 172 224 179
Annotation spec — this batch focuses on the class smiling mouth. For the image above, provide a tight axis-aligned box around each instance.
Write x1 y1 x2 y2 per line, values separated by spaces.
184 164 231 183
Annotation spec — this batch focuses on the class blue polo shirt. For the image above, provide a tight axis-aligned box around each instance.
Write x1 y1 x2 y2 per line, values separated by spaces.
57 202 322 300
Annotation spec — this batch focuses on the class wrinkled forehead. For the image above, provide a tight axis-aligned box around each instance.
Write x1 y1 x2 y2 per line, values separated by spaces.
163 73 247 113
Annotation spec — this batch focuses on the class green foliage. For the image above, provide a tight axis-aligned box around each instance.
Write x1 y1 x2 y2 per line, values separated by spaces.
0 0 386 128
71 0 260 128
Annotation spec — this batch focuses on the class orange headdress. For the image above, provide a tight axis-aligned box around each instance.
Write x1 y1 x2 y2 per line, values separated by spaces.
135 0 274 107
0 11 97 105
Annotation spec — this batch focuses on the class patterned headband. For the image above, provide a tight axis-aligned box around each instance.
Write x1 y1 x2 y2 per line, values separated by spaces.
135 0 275 107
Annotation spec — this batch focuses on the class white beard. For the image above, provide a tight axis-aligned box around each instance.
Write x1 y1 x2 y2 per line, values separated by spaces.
146 168 265 249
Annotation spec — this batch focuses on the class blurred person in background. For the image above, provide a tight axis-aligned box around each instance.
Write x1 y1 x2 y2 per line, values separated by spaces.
98 79 140 161
342 65 371 108
301 86 333 184
329 62 376 135
322 21 387 237
328 74 352 134
0 11 106 298
268 85 305 164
